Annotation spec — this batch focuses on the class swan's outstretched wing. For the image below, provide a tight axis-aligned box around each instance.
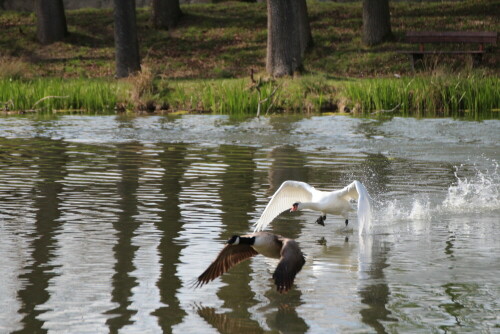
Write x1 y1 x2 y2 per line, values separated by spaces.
253 181 315 232
338 180 372 235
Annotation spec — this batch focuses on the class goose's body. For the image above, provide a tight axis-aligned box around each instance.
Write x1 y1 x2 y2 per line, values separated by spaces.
196 232 305 293
253 180 372 235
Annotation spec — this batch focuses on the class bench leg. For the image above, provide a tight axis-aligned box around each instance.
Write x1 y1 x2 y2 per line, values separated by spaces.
472 54 483 67
410 54 423 70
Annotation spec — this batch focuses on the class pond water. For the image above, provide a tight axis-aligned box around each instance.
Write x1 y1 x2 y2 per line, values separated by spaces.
0 114 499 333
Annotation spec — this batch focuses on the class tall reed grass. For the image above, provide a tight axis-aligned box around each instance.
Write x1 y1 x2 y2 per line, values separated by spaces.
343 75 499 118
0 78 128 112
2 75 497 118
167 79 278 115
165 75 334 115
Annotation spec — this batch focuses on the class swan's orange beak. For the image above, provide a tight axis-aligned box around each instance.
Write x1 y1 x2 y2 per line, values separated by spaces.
290 203 299 212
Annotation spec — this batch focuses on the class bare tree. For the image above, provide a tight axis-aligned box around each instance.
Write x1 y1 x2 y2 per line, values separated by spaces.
113 0 141 78
35 0 68 44
266 0 312 77
362 0 392 46
152 0 182 30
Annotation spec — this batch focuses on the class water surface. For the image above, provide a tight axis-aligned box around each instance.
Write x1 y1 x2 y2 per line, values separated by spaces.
0 114 499 333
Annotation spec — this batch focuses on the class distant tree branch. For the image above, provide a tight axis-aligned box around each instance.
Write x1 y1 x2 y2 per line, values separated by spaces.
371 103 401 115
250 69 281 117
32 95 69 109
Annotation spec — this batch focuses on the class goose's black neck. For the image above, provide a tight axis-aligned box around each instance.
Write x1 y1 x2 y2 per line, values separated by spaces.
239 236 256 245
228 235 256 245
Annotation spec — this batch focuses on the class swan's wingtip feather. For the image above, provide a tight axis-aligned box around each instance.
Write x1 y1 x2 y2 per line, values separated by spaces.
252 220 266 232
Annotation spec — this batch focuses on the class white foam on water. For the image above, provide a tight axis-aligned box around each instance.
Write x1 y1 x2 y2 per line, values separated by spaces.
376 198 432 223
441 160 500 213
368 160 499 233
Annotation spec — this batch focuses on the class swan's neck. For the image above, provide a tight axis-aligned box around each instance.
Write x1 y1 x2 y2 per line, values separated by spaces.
298 202 322 211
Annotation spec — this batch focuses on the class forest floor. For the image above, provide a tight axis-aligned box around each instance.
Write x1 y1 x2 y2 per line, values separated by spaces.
0 0 498 80
0 1 498 117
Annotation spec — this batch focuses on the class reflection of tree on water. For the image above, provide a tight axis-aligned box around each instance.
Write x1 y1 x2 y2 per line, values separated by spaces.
445 231 456 259
196 305 267 334
105 143 143 333
439 282 466 331
196 145 309 334
267 145 309 195
262 145 309 333
262 289 309 334
267 145 309 239
317 236 356 266
219 145 258 238
354 119 389 141
13 139 68 334
356 153 391 196
358 236 396 334
216 145 261 329
440 230 466 331
197 290 309 334
152 144 189 331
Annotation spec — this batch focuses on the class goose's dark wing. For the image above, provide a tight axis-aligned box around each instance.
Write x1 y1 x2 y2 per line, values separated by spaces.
196 244 258 287
272 238 305 293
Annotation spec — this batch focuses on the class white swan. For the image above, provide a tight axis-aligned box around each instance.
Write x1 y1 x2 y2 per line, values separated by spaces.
253 180 372 235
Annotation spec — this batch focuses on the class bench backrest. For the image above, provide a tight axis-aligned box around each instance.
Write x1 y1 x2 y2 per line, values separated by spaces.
406 31 497 45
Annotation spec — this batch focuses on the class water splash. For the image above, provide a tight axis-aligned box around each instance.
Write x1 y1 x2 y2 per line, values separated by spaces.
370 160 499 231
356 180 372 235
375 198 432 224
441 161 500 213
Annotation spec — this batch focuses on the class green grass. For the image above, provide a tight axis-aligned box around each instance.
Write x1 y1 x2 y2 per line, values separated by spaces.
0 78 128 112
165 79 278 115
144 73 498 117
1 74 498 117
1 1 497 79
343 75 500 119
159 74 336 115
0 1 498 116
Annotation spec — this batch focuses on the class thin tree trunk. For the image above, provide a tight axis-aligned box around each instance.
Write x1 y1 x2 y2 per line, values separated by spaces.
362 0 392 46
152 0 183 30
266 0 302 77
35 0 68 45
113 0 141 78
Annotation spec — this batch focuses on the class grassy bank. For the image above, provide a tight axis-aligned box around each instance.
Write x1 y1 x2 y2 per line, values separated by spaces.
0 1 499 116
2 74 498 119
0 77 127 113
164 74 500 118
343 75 500 119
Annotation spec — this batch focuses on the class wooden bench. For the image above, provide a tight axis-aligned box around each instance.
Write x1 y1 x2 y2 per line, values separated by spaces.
400 31 497 69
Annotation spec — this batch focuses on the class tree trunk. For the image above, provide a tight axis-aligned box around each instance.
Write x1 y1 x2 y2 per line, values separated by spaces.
113 0 141 78
267 0 311 77
35 0 68 45
296 0 313 57
152 0 182 30
362 0 392 46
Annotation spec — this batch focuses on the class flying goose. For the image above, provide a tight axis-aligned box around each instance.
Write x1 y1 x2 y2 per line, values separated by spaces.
196 232 305 293
253 180 372 235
